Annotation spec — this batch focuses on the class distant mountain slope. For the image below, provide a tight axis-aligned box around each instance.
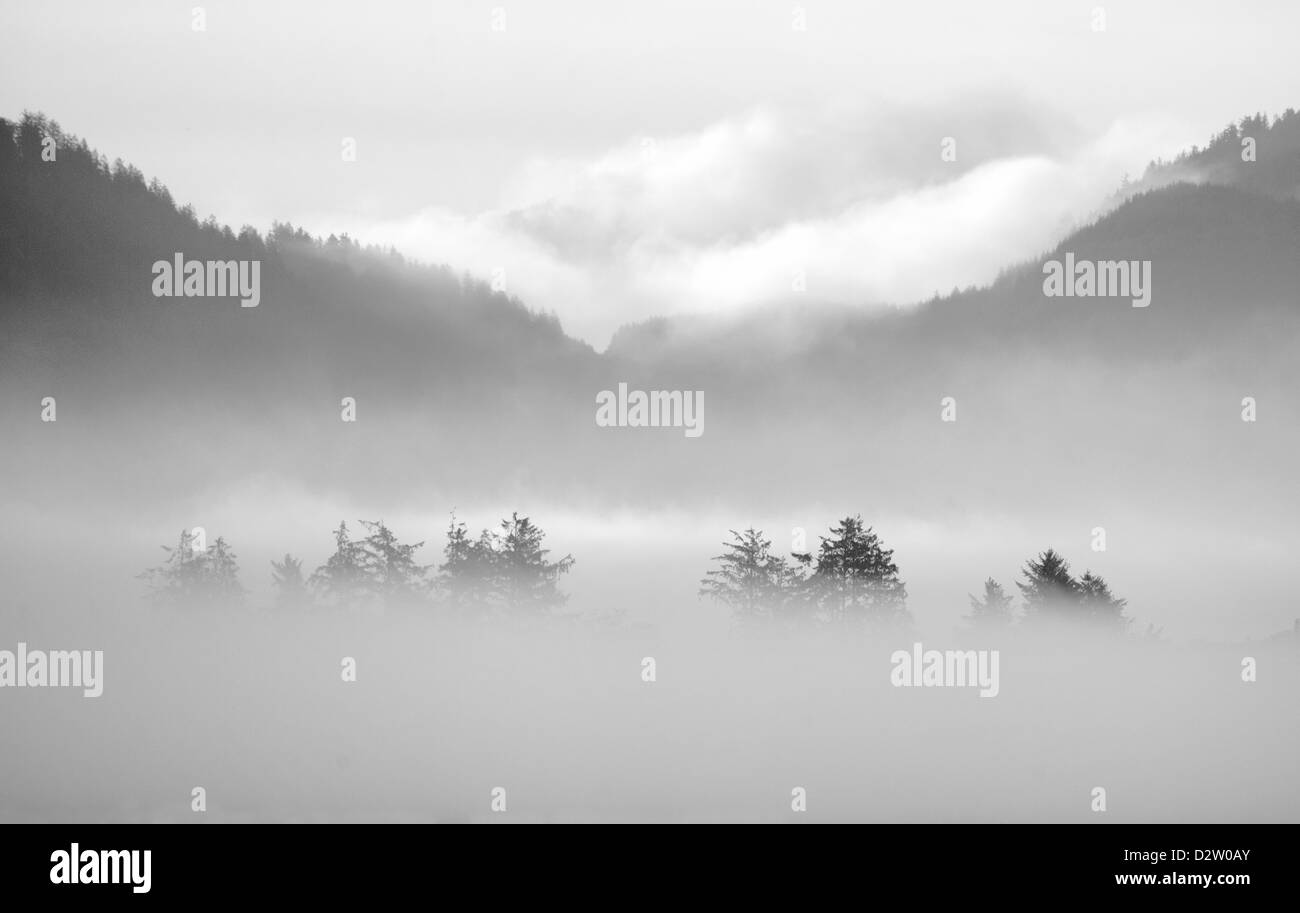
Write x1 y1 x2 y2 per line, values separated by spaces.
1 111 1297 524
0 112 595 398
609 180 1300 366
608 110 1300 366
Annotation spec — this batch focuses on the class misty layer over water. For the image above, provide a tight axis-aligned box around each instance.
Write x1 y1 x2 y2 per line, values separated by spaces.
1 494 1292 643
2 603 1293 823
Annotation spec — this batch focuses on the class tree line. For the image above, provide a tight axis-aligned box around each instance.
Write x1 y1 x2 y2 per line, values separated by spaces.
139 510 1133 632
697 517 1131 633
139 513 574 612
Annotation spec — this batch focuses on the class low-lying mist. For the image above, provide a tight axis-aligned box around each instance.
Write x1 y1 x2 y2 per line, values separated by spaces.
2 597 1295 823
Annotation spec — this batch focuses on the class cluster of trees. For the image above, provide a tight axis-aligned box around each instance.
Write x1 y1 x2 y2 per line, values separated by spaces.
698 523 1130 633
137 529 245 606
140 513 574 612
140 509 1132 631
1143 110 1293 172
965 548 1128 632
698 517 909 630
1136 108 1300 202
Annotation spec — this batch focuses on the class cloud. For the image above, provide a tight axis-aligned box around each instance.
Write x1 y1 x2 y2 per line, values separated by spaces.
312 100 1192 348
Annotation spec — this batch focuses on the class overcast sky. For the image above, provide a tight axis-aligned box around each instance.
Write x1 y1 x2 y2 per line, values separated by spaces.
4 0 1298 345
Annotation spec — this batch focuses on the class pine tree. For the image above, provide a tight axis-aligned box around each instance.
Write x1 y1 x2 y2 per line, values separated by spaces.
492 513 575 610
1077 570 1129 629
309 522 371 608
359 520 430 607
966 577 1015 629
139 529 203 605
803 516 907 627
436 513 495 610
699 528 800 622
205 536 245 604
1016 548 1079 617
271 554 309 609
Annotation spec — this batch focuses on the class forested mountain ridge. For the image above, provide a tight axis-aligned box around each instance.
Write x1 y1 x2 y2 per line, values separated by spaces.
2 110 1296 520
0 113 594 396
